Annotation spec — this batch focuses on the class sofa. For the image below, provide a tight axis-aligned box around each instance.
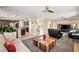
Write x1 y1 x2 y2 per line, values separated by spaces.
48 29 63 39
68 32 79 39
0 34 30 52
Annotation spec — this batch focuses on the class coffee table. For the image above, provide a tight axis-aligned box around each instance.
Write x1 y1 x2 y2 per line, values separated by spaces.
33 36 56 52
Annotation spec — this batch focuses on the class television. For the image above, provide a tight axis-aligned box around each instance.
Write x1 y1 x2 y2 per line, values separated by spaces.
61 25 71 29
60 24 71 32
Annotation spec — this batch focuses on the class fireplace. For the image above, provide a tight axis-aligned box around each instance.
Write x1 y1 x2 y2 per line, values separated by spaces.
58 24 71 32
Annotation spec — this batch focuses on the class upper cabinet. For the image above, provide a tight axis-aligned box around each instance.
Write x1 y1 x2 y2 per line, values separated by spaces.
0 19 18 25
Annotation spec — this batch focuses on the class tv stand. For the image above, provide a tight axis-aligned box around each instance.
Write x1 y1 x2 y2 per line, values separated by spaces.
61 29 70 32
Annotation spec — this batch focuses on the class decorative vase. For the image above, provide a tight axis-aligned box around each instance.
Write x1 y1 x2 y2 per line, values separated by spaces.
43 35 46 40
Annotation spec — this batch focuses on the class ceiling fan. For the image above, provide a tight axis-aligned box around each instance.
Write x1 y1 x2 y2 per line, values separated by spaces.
43 6 54 13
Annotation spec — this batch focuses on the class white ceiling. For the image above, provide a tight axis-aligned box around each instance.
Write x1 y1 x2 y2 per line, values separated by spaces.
0 6 78 19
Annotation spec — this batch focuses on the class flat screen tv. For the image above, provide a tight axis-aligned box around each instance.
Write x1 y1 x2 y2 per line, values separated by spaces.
61 25 71 29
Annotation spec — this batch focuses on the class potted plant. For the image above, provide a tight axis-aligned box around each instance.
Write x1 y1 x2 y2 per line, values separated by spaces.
0 25 17 41
1 25 15 32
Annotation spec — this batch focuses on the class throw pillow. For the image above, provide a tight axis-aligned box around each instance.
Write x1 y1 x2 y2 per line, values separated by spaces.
4 40 16 52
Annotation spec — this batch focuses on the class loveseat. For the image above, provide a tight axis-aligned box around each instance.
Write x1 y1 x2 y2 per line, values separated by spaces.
48 29 63 39
0 34 30 52
68 32 79 39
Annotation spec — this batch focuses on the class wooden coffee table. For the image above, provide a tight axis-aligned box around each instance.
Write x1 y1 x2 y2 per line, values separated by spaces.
33 37 56 52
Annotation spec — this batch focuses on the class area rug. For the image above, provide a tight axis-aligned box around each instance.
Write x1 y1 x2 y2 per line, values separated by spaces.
22 38 73 52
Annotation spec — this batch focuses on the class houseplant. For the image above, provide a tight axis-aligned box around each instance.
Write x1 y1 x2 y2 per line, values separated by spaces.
0 25 15 33
0 25 17 40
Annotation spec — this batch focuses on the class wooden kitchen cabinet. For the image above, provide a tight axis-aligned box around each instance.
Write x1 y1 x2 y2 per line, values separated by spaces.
21 28 26 35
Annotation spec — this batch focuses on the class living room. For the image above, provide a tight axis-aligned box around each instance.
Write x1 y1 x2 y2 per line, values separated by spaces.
0 6 79 52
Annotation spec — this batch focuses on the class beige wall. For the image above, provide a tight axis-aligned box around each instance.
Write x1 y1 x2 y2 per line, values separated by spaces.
29 16 38 34
15 17 79 35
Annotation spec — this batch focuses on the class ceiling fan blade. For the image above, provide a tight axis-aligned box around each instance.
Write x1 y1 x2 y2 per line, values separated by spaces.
48 10 54 13
43 6 54 13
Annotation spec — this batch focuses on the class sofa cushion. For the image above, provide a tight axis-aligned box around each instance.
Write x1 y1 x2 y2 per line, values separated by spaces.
0 34 7 52
13 38 30 52
0 42 7 52
0 34 6 44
